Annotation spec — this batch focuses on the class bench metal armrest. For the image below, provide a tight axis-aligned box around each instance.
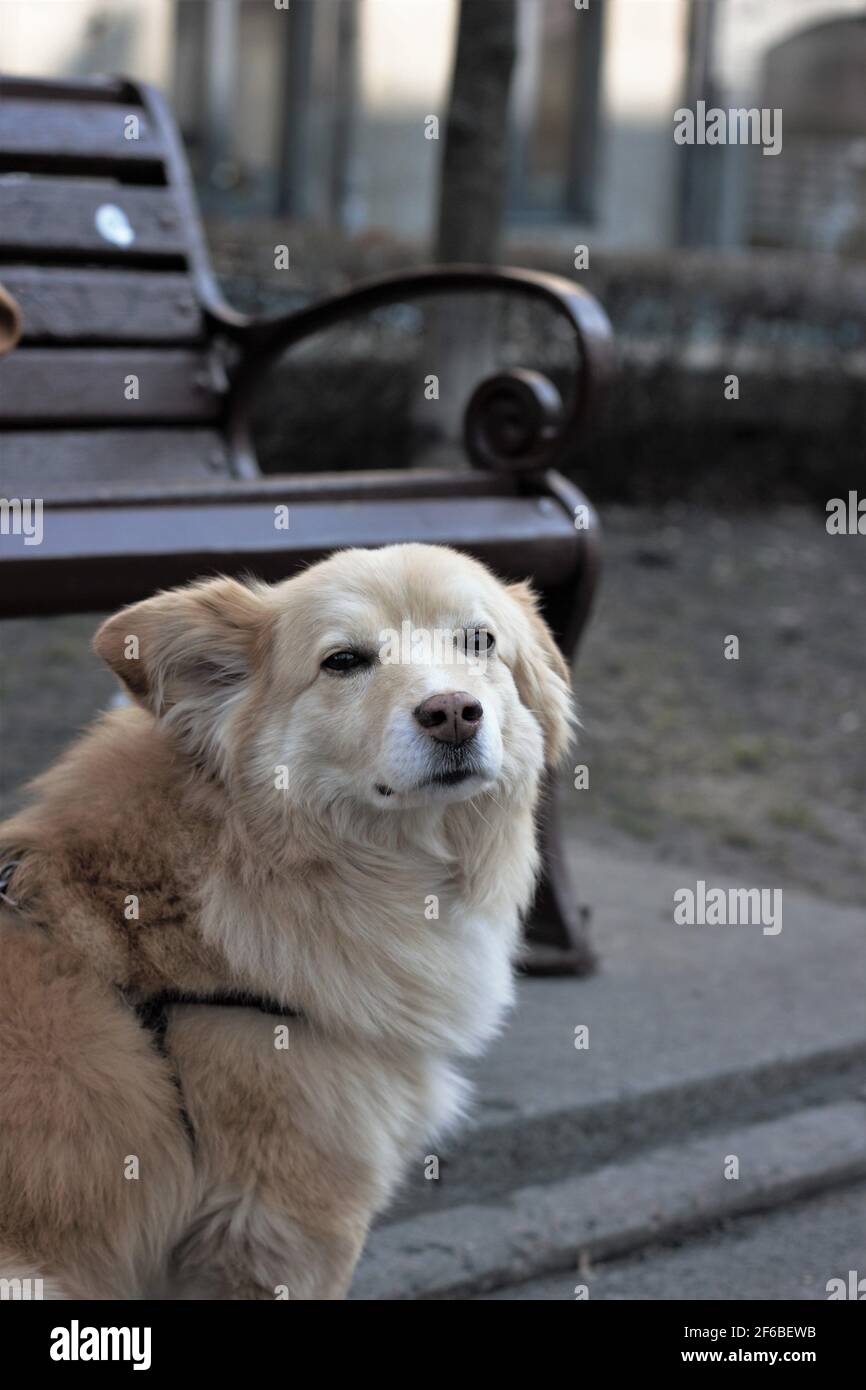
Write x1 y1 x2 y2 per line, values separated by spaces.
224 265 614 474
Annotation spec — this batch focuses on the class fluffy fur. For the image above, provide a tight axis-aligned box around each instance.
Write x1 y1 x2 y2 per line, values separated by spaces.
0 543 573 1299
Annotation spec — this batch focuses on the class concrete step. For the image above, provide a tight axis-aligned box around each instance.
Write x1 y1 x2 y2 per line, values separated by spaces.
476 1180 866 1301
386 844 866 1222
349 1100 866 1300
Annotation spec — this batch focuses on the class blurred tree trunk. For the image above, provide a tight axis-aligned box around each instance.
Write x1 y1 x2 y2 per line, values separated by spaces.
677 0 721 246
423 1 517 464
436 0 517 263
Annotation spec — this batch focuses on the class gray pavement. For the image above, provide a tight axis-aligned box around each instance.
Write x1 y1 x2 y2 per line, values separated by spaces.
478 1181 866 1301
351 843 866 1299
351 1102 866 1299
387 843 866 1220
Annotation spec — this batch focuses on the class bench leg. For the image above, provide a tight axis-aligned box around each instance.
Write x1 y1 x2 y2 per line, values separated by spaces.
521 787 596 976
517 471 602 976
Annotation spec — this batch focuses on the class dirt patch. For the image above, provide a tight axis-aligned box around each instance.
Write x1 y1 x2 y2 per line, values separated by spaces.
563 504 866 906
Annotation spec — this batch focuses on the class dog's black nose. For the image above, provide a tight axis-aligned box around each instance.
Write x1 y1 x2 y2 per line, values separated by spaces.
414 692 483 745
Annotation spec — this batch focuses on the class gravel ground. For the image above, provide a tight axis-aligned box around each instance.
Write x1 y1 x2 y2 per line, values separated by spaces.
1 504 863 907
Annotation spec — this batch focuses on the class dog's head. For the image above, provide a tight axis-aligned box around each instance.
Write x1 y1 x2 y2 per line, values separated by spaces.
93 545 574 819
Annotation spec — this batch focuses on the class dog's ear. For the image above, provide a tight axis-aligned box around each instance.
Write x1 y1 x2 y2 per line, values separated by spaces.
93 576 273 759
506 581 576 767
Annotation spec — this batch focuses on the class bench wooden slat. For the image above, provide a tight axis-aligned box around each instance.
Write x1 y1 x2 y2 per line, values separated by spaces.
0 429 233 496
0 465 516 509
0 181 186 259
0 350 223 423
0 76 133 105
0 496 579 616
0 100 164 168
2 268 203 343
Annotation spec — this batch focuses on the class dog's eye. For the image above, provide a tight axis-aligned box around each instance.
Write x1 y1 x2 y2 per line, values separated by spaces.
466 628 495 655
321 650 369 674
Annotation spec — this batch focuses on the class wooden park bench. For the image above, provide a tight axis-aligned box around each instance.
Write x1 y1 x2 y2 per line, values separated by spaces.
0 74 614 974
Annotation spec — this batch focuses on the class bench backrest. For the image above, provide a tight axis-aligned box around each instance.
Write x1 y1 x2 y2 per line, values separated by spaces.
0 75 243 496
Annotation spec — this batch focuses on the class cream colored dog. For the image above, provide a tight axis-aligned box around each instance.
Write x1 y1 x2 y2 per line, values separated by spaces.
0 543 573 1299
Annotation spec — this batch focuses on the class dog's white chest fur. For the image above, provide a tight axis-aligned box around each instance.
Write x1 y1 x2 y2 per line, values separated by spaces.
161 882 518 1293
200 865 518 1063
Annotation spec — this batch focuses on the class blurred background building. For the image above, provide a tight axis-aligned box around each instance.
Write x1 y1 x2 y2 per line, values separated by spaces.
2 0 865 504
3 0 866 256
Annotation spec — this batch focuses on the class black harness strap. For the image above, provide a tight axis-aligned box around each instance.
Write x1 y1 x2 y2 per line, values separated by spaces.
0 859 20 908
1 859 302 1148
130 993 302 1149
134 990 300 1029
